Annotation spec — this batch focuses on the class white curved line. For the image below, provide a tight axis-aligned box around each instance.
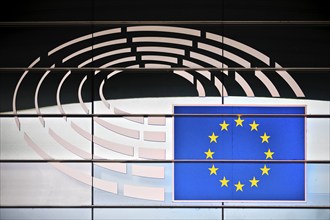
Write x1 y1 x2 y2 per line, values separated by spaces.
95 57 136 74
198 42 250 68
93 136 134 156
24 132 118 194
144 63 171 68
133 37 192 47
93 177 118 194
206 32 270 65
93 156 127 173
94 117 140 139
99 80 110 109
56 70 71 118
78 75 89 114
48 34 93 56
144 131 166 142
71 121 92 140
78 48 131 68
138 148 166 160
124 184 165 201
235 72 255 97
137 46 185 56
173 70 194 84
190 51 223 67
275 63 305 97
127 25 201 37
196 79 206 97
182 60 211 80
13 57 40 129
114 107 144 124
142 55 177 64
48 28 121 56
63 46 93 63
35 64 55 127
62 39 127 63
132 165 165 179
49 128 91 159
214 77 228 96
147 117 166 126
255 71 280 97
71 121 134 156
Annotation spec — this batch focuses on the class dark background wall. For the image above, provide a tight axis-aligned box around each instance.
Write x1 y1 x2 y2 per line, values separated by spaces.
1 0 329 112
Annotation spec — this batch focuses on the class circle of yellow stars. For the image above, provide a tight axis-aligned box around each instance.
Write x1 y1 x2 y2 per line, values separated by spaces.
204 115 275 192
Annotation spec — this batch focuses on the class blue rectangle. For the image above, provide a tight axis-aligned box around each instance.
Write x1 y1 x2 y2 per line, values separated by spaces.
174 106 305 201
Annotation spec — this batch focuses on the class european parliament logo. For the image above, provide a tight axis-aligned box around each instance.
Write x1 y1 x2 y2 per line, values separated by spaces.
173 106 305 201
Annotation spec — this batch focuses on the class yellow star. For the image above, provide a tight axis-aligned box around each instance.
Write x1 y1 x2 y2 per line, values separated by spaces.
260 132 270 143
209 132 218 143
204 148 215 159
234 181 244 192
249 120 259 131
235 115 244 127
208 164 218 175
249 177 260 187
219 120 230 131
264 148 274 159
260 164 271 175
219 176 230 187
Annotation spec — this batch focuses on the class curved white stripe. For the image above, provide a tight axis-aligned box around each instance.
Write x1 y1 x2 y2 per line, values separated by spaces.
71 121 134 156
94 117 140 139
205 32 270 65
173 70 194 84
114 107 144 124
182 60 211 80
78 75 89 114
138 148 166 160
133 37 192 47
99 80 110 109
147 117 166 126
214 77 228 96
48 28 121 56
71 121 92 140
142 55 177 64
124 184 165 201
49 128 91 159
35 64 55 127
190 51 223 67
137 46 185 56
275 63 305 97
127 25 201 37
144 63 171 68
24 132 118 194
196 80 206 96
48 34 93 56
56 70 71 118
93 177 118 194
93 28 121 37
13 57 40 129
95 57 136 74
235 72 255 96
144 131 166 142
93 156 127 173
93 136 134 156
63 39 127 63
78 48 131 68
224 50 250 68
255 71 280 97
63 46 93 63
132 165 165 179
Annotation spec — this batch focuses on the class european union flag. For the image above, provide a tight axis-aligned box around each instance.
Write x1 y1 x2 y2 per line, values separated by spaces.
173 106 305 201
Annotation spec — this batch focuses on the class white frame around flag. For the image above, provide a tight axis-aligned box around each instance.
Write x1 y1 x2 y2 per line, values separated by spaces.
172 104 307 203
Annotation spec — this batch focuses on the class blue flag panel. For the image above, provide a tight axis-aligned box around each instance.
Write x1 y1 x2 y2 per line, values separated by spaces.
173 106 305 201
